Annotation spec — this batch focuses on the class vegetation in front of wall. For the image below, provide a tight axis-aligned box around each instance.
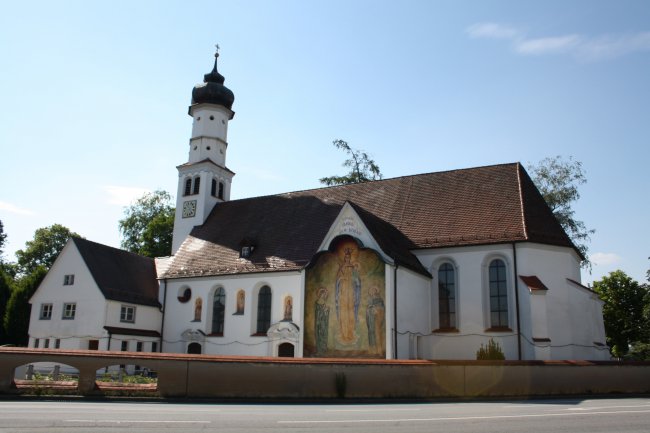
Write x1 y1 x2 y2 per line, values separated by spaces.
97 372 157 384
476 338 506 360
334 372 347 399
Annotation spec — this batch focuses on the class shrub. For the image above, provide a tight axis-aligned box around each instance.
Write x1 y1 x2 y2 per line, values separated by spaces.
476 338 505 360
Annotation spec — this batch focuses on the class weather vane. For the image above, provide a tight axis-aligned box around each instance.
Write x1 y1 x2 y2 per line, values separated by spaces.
215 44 220 56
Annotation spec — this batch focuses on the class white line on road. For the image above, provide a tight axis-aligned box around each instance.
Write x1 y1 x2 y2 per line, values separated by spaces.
65 420 211 424
278 409 650 424
326 408 422 412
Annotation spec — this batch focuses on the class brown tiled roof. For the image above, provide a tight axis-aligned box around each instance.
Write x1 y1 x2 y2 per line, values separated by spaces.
519 275 549 291
165 163 577 279
72 238 160 307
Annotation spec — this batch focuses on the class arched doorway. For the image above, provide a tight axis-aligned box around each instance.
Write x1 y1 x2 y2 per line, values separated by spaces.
187 342 202 354
278 342 295 358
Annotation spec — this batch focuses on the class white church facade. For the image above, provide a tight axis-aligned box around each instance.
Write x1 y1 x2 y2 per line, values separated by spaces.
28 51 609 361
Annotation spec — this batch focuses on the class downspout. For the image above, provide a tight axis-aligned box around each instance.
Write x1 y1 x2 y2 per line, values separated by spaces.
107 330 112 351
512 243 522 360
393 264 398 359
159 278 167 353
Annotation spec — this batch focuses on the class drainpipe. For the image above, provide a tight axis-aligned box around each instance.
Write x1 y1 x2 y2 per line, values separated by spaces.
159 278 167 353
512 243 522 360
393 264 398 359
107 330 112 351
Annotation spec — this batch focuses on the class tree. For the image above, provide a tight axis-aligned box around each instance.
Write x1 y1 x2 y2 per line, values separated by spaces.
119 190 175 258
3 266 47 346
320 140 382 186
15 224 81 275
0 220 7 259
0 268 13 344
528 156 594 267
592 270 649 358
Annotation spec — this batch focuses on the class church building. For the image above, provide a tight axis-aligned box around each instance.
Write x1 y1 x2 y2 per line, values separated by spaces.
28 51 609 361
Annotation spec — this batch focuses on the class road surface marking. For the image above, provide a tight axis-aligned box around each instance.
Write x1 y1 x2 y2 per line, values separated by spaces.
66 420 211 424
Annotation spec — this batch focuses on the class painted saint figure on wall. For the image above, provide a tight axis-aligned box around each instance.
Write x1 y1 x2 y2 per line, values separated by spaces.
335 247 361 344
366 286 385 355
235 289 245 315
315 287 330 355
283 296 293 321
194 297 202 322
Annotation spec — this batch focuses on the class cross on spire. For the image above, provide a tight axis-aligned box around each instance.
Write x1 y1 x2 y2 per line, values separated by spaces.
215 44 220 57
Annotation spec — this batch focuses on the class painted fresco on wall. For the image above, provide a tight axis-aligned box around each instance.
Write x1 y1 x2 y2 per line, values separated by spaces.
304 236 386 358
235 289 245 315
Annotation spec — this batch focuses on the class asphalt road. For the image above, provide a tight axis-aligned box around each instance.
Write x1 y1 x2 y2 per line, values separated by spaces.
1 397 649 432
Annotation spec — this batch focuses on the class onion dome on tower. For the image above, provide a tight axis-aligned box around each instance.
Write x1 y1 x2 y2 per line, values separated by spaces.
191 48 235 110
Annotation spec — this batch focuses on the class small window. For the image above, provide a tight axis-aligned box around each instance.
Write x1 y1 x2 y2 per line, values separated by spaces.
88 340 99 350
34 338 40 348
55 339 61 349
218 182 224 200
178 287 191 303
136 341 143 352
192 176 201 195
62 303 76 320
151 341 158 353
63 274 75 285
211 178 217 197
241 246 254 258
44 339 50 349
120 305 136 323
121 341 128 351
184 177 192 196
39 303 53 320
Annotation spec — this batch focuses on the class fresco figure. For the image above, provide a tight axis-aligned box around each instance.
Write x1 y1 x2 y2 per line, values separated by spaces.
194 297 203 322
366 286 385 354
335 246 361 344
283 296 293 321
315 287 330 355
235 290 245 314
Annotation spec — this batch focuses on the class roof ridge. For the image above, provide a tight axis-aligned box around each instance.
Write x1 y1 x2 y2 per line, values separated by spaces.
72 237 154 262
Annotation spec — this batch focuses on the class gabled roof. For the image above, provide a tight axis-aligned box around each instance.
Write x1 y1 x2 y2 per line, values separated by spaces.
72 238 160 307
165 163 577 279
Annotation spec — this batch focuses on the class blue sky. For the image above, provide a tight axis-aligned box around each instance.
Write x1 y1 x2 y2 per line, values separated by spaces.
1 1 648 285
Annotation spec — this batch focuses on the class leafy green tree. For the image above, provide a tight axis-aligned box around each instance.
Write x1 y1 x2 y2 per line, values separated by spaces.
15 224 81 275
592 270 649 358
119 190 175 258
3 266 47 346
528 156 595 267
0 268 14 344
0 220 7 259
320 140 382 186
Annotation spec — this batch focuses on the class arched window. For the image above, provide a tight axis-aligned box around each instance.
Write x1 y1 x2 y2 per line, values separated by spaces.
212 288 226 335
438 263 456 329
256 286 272 334
192 176 201 195
187 342 202 354
184 178 192 196
489 259 509 328
218 182 224 200
211 178 217 197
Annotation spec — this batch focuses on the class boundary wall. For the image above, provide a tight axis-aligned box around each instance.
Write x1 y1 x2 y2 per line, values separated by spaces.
1 348 648 399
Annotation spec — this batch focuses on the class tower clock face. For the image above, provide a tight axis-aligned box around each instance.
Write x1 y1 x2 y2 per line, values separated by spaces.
182 200 197 218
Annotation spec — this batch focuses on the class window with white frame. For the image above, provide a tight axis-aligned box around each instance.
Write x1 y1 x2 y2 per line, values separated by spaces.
63 274 75 285
120 305 136 323
488 259 509 328
438 262 457 329
62 303 76 319
39 303 53 320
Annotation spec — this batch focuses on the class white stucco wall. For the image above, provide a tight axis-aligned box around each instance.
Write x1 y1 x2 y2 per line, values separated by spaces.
28 241 107 351
394 266 431 359
162 271 303 356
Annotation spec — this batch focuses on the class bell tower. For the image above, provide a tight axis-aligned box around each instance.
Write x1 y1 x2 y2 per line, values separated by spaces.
172 47 236 254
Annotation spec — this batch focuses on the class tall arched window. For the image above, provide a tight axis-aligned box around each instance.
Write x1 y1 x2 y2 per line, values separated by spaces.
218 182 224 200
489 259 509 328
192 176 201 195
256 286 272 334
438 263 456 329
184 178 192 196
212 287 225 335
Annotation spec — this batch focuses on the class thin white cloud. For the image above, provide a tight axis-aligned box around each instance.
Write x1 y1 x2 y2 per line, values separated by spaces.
590 252 622 266
515 35 581 55
466 23 519 39
0 201 35 216
467 22 650 61
103 185 151 206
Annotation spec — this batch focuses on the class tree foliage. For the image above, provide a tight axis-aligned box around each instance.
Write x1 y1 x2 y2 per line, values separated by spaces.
3 266 47 346
119 190 175 258
0 220 6 259
476 338 506 360
592 270 650 358
15 224 81 275
0 268 14 344
320 140 382 186
528 156 594 266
